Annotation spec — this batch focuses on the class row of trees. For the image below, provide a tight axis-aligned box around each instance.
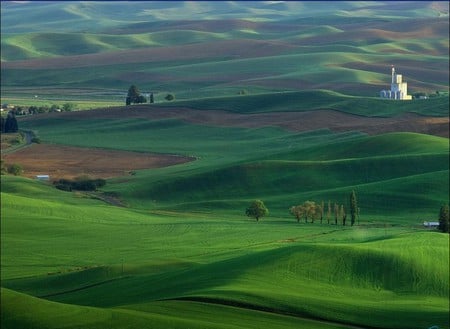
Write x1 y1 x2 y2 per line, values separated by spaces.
290 191 359 226
246 193 449 234
126 85 175 105
5 103 76 116
54 177 106 192
247 191 359 226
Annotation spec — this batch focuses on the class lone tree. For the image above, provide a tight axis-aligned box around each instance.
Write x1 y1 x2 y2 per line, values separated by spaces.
326 200 331 224
246 200 268 222
334 203 339 225
165 93 175 101
0 116 5 133
349 190 358 226
340 204 346 226
438 204 449 233
7 163 23 176
1 160 7 175
4 111 18 133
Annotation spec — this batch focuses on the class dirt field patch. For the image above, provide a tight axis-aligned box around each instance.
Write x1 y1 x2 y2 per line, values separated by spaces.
2 144 193 180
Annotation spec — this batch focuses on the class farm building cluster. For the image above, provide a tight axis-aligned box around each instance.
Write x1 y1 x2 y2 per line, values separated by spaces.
380 66 412 100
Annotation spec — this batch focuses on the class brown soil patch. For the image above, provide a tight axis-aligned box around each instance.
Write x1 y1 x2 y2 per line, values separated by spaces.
1 144 193 180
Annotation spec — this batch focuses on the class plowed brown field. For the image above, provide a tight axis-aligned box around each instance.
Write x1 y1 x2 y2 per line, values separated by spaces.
2 144 192 180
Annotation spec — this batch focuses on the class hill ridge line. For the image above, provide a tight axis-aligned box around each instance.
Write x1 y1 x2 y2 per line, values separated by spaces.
163 296 377 329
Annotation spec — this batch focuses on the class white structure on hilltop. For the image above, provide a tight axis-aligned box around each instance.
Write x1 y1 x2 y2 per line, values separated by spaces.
380 66 412 100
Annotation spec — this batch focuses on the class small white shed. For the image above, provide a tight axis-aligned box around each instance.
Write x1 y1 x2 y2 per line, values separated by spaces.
423 221 439 228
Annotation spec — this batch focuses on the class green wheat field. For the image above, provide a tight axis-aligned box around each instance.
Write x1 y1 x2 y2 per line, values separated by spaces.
1 2 449 329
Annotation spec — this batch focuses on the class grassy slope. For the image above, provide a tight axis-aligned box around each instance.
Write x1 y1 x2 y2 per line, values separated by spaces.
2 120 449 328
1 175 449 329
18 110 448 219
2 51 448 95
1 288 359 329
2 2 449 328
159 90 450 116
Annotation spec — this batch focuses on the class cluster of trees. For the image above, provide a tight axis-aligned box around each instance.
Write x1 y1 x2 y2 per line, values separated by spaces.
126 85 150 105
0 160 23 176
1 111 19 133
5 103 76 116
412 91 444 99
126 85 175 105
54 177 106 192
290 191 359 226
246 192 359 225
246 193 449 234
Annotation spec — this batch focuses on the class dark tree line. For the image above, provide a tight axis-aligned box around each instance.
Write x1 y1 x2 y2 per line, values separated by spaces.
54 177 106 192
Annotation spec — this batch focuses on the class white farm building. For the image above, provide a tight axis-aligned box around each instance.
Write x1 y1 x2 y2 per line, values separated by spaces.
380 66 412 100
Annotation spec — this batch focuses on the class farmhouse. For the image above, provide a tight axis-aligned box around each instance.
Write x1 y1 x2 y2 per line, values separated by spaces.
380 66 412 100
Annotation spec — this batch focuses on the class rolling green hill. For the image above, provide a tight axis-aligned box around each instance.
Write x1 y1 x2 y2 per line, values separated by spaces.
1 2 449 328
16 108 449 219
1 1 448 99
1 174 449 329
3 112 449 328
159 90 450 116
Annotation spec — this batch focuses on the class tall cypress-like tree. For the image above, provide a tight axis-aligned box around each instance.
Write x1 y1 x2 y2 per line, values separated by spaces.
0 116 5 133
350 190 358 226
334 203 339 225
340 205 346 226
127 85 140 104
4 112 18 133
326 200 331 224
438 204 449 233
